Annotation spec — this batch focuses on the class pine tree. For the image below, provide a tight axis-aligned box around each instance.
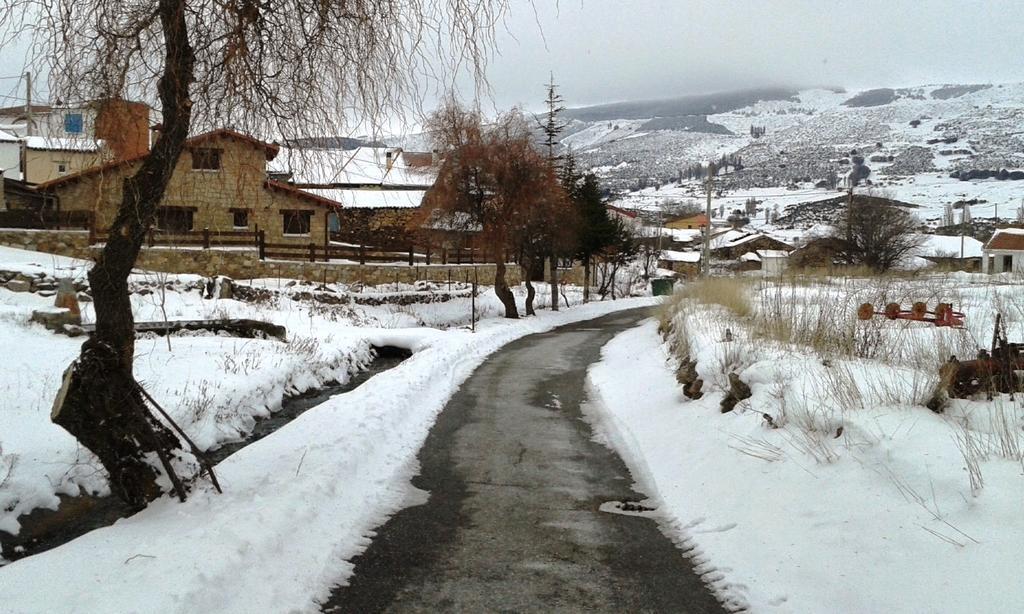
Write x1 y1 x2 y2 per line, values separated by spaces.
538 73 567 166
537 75 569 309
572 172 618 303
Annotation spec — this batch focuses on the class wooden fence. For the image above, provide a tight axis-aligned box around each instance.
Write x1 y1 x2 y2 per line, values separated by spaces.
92 225 490 266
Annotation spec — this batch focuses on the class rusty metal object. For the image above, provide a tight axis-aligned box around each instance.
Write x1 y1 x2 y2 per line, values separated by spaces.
858 301 965 328
939 314 1024 401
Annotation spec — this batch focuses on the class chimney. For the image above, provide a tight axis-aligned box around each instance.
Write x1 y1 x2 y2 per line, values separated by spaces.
94 99 151 159
385 150 394 171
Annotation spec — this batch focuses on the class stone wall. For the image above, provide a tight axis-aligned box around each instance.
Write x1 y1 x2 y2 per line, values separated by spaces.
129 246 525 286
0 228 598 287
0 228 93 258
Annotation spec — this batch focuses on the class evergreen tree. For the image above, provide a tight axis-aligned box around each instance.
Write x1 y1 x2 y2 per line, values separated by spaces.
538 73 567 166
571 172 619 303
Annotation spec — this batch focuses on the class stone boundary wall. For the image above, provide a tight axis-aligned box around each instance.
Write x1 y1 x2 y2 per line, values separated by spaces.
128 246 529 286
0 229 93 259
0 228 590 286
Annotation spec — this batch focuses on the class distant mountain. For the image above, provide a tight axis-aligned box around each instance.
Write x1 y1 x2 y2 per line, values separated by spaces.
563 87 800 122
567 82 1024 194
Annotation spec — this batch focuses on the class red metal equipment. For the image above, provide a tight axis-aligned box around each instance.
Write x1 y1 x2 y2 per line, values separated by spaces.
857 301 965 328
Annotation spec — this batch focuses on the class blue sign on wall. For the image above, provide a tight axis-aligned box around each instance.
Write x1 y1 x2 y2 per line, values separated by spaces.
64 113 83 134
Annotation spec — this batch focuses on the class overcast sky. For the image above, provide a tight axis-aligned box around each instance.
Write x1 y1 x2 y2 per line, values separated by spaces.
482 0 1024 111
3 1 1024 121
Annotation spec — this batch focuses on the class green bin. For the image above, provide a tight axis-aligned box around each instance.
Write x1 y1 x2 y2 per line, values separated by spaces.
651 277 674 296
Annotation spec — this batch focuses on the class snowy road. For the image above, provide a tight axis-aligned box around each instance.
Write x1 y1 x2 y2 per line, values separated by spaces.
322 309 723 613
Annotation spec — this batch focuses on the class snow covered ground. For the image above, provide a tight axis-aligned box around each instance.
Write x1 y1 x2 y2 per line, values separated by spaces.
0 244 656 612
586 274 1024 613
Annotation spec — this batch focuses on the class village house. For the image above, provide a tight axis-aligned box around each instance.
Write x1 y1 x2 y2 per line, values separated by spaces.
982 228 1024 273
657 250 701 278
269 145 475 259
708 229 794 260
606 204 642 228
28 128 337 247
665 212 709 230
915 234 983 270
0 99 151 184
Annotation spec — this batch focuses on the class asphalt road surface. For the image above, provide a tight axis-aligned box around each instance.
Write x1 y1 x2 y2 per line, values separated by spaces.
322 308 725 613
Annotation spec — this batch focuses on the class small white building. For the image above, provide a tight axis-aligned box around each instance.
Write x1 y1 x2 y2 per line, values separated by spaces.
756 249 790 276
982 229 1024 273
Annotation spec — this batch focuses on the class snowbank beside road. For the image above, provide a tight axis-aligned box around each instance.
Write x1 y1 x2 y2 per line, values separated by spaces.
586 320 1024 614
0 297 656 614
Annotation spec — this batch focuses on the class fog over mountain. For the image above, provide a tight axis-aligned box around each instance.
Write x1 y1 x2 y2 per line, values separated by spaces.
483 0 1024 111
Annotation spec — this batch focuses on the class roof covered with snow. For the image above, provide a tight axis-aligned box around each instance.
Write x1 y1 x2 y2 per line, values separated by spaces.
270 146 435 188
660 227 704 243
917 234 984 258
302 187 426 209
660 250 701 262
23 136 102 152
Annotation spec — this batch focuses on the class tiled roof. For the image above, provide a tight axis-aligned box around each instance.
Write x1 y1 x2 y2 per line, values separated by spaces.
985 228 1024 251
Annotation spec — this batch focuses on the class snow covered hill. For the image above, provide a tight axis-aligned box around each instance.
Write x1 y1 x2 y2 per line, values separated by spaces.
579 82 1024 234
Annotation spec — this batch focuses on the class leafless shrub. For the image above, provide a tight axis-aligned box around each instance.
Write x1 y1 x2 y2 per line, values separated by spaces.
951 419 986 495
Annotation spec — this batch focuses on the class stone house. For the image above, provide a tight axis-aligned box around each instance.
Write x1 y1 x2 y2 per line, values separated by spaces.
658 250 701 278
272 145 457 251
788 237 849 269
709 230 794 260
982 228 1024 273
31 128 337 246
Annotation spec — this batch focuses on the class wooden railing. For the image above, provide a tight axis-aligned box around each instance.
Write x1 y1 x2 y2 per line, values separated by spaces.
91 225 491 266
93 228 260 250
262 240 490 266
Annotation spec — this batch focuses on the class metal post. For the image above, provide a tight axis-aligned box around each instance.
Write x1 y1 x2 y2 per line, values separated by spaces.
258 230 266 260
24 71 32 137
203 227 210 249
702 165 713 276
471 266 478 332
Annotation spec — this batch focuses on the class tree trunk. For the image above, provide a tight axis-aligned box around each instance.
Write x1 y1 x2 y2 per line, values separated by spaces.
549 254 559 311
524 271 536 316
52 0 200 509
494 257 519 318
582 254 591 303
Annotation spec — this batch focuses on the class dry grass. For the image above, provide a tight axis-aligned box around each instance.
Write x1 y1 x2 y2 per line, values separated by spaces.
677 277 752 317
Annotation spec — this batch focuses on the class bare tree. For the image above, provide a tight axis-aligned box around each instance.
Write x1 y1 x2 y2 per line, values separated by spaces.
423 101 568 318
833 195 924 271
1 0 509 509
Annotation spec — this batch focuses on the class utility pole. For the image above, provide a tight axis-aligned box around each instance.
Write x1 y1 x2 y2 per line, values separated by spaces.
702 164 713 276
845 185 854 243
24 71 32 137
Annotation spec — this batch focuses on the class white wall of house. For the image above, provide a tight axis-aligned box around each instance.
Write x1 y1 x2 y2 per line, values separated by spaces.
0 136 20 181
761 255 788 276
982 250 1024 273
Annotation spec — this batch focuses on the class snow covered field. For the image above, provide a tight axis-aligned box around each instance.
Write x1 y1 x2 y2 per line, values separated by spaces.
586 273 1024 613
0 244 656 612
